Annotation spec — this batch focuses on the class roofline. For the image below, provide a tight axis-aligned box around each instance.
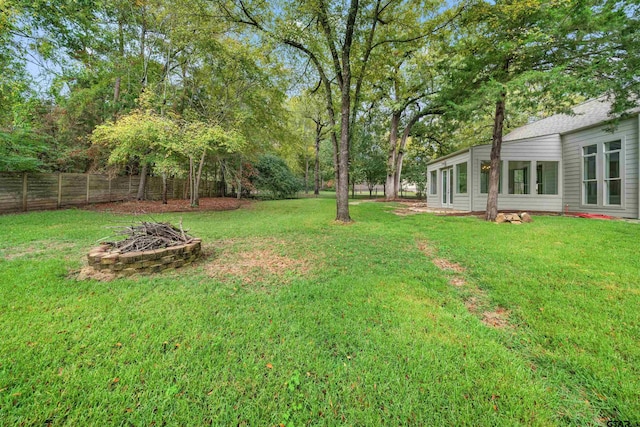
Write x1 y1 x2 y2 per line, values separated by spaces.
428 110 640 165
427 147 470 165
556 111 640 136
503 110 640 142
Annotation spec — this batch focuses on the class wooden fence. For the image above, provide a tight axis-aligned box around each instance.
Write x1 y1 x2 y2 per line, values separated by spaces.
0 172 224 214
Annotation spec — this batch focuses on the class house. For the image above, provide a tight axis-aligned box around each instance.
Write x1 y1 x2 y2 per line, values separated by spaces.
426 98 640 219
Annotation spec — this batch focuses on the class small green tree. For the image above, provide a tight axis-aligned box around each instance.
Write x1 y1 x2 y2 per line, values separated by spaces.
252 155 303 200
91 104 178 200
177 121 245 207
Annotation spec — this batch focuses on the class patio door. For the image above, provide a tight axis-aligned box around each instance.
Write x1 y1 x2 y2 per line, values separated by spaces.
442 167 454 207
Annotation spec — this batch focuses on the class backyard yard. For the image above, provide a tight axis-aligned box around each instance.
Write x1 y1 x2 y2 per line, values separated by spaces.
0 197 638 426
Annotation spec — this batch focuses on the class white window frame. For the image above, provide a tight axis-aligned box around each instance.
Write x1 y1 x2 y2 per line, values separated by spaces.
582 144 598 205
456 162 467 194
604 140 622 206
430 170 438 195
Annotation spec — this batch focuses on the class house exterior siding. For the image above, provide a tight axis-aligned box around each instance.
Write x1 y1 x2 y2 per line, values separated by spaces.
427 136 563 212
426 151 471 211
561 116 639 218
471 135 564 212
426 100 640 218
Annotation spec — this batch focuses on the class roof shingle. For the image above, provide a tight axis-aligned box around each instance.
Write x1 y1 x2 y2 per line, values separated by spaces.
503 98 638 141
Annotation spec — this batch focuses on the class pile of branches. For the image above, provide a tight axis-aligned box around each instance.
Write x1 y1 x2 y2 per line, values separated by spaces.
105 221 194 253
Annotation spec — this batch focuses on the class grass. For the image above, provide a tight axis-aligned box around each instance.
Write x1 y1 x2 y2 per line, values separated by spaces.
0 198 638 426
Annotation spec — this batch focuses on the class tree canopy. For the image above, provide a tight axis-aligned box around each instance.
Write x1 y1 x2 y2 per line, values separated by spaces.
1 0 638 219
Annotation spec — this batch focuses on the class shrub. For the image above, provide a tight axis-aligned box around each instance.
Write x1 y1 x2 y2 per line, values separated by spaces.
253 155 303 199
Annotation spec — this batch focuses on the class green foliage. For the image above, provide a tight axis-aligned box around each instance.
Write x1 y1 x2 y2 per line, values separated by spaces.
0 129 48 172
91 101 178 170
350 126 386 193
401 139 431 198
252 154 303 199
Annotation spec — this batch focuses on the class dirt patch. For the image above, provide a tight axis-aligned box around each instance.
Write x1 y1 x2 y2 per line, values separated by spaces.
393 202 431 216
481 307 511 329
415 241 511 329
449 277 467 287
432 258 466 273
83 197 250 215
417 240 465 273
417 240 437 257
465 296 481 313
205 239 311 287
75 266 116 282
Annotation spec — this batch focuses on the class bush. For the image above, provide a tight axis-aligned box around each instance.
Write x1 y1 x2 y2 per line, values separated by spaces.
253 155 303 199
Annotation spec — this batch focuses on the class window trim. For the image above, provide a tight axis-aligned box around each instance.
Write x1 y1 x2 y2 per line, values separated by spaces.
604 140 622 206
456 162 468 194
579 139 625 209
507 160 531 195
535 161 559 195
429 170 438 195
582 144 598 205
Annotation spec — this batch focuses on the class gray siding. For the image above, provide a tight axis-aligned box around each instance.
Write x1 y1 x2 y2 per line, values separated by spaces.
471 135 564 212
427 151 471 210
562 116 639 218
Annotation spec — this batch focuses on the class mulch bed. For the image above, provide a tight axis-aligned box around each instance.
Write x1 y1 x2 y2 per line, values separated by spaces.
83 197 250 215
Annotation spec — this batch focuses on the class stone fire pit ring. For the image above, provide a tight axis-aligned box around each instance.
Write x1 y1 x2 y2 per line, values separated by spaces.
87 239 202 276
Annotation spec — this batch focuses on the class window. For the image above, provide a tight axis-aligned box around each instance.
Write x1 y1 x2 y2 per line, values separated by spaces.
430 171 437 195
442 169 448 204
480 161 502 193
456 163 467 194
536 161 559 195
582 144 598 204
605 141 622 205
508 161 531 194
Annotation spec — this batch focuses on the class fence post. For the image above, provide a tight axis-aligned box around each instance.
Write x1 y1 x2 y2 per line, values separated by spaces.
86 174 90 204
108 175 112 202
57 173 63 208
22 172 28 212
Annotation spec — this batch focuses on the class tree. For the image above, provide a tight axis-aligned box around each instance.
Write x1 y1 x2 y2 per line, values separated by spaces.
178 120 245 207
443 0 640 221
252 154 303 199
223 0 445 222
90 99 179 201
288 93 330 196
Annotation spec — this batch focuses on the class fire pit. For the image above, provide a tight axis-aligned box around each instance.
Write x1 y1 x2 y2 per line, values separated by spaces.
87 222 201 276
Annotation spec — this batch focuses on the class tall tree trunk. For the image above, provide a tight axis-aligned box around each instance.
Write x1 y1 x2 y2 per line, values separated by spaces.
140 11 148 88
393 114 421 198
304 156 309 194
486 93 506 221
189 157 195 205
137 162 148 200
336 79 352 222
385 111 401 201
314 130 321 196
237 159 242 200
113 17 124 117
191 151 207 207
162 172 167 204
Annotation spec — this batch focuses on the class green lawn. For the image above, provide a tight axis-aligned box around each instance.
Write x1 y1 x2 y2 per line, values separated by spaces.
1 198 638 426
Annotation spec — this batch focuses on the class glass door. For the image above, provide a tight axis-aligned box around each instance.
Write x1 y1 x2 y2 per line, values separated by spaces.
442 168 454 207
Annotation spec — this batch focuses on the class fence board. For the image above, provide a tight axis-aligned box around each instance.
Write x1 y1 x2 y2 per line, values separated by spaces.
26 174 58 210
0 172 219 214
0 173 23 213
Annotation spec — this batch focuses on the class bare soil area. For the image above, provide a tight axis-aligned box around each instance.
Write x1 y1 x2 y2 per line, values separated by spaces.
83 197 250 215
205 238 312 288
